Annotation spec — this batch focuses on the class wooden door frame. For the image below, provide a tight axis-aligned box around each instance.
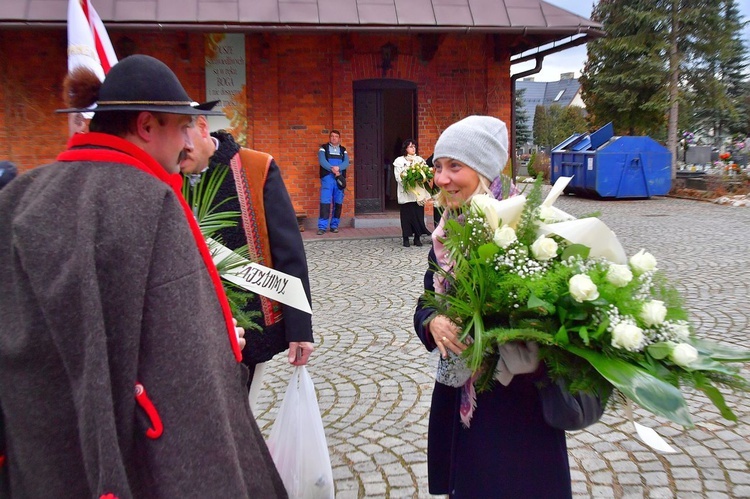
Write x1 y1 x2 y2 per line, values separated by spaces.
353 79 417 214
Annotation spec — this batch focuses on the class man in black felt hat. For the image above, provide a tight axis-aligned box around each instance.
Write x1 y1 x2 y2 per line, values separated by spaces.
0 55 287 498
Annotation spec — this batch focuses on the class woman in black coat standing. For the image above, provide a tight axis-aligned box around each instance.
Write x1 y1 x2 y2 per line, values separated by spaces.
393 139 432 247
413 116 572 498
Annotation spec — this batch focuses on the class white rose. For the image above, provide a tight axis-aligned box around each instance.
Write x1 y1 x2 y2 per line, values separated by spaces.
630 249 658 273
672 322 691 341
568 274 600 303
670 343 698 367
530 235 558 261
606 264 633 287
611 322 644 351
493 225 517 249
539 205 556 221
470 195 499 230
640 300 667 327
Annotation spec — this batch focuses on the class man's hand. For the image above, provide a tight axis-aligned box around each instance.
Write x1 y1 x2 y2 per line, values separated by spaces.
331 166 340 176
233 318 246 350
288 341 314 366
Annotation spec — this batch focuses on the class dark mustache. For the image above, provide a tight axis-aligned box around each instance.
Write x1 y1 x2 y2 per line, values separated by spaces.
177 149 188 163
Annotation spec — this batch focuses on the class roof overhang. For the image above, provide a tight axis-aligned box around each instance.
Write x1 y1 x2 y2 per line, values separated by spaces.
0 0 603 56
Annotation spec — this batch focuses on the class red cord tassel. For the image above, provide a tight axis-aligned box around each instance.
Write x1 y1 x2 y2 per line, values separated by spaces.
134 383 163 439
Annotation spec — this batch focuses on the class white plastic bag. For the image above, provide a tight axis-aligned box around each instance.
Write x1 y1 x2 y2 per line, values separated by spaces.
267 366 334 499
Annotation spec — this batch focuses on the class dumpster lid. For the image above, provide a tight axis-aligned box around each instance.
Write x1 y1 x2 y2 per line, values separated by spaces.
590 122 614 150
571 136 591 151
552 133 584 151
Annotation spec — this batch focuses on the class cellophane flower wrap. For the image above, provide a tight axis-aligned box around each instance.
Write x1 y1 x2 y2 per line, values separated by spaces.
400 158 434 192
426 176 750 428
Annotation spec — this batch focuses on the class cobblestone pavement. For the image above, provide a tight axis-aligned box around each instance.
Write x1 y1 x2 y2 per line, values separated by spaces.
252 194 750 499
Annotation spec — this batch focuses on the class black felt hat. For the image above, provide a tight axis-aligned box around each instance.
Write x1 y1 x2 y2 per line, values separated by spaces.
0 161 17 190
57 54 222 116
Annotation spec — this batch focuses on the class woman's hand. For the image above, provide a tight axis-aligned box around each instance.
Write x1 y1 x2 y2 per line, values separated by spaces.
429 315 467 359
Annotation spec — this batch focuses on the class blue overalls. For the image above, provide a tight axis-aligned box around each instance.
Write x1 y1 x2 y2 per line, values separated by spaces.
318 143 348 231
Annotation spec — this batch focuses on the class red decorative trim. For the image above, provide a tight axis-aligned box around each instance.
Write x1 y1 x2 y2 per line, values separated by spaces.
0 454 5 467
58 134 242 361
99 494 118 499
134 383 163 439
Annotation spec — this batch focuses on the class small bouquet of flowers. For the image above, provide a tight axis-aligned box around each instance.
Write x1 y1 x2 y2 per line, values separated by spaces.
718 151 741 175
427 177 750 433
400 159 434 192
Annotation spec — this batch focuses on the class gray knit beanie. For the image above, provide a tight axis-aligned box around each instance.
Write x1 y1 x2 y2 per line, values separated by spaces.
433 115 509 181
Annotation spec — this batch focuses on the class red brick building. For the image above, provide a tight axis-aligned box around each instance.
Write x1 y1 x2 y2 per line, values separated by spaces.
0 0 601 227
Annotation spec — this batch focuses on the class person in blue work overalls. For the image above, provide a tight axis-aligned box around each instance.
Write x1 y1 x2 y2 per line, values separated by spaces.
317 130 349 235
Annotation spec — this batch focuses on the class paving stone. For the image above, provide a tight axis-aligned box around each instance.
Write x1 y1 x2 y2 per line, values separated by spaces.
671 467 700 479
332 465 354 480
648 487 675 498
389 487 416 498
373 452 398 465
360 472 383 483
591 471 614 484
704 479 729 492
643 472 670 487
387 474 415 487
612 460 639 473
674 479 703 492
362 481 386 496
591 485 615 496
621 486 645 498
728 470 750 485
618 472 645 485
723 459 749 471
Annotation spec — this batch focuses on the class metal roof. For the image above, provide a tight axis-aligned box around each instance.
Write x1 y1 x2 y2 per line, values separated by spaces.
516 76 582 140
1 0 602 37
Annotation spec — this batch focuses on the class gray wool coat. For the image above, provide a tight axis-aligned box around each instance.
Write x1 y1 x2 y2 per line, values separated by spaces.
0 155 286 498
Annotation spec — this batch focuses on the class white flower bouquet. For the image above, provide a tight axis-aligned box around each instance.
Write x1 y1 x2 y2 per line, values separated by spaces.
427 177 750 429
400 159 434 192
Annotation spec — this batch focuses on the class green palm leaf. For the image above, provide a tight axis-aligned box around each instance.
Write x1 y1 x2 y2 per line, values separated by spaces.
691 338 750 362
567 344 694 428
182 165 261 330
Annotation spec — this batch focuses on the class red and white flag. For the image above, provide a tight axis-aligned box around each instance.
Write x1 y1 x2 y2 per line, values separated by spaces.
67 0 117 81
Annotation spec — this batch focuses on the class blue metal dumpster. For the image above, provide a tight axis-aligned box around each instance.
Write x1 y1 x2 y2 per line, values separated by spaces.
550 123 672 198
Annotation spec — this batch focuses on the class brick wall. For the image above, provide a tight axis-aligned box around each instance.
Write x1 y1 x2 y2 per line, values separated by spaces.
0 29 511 220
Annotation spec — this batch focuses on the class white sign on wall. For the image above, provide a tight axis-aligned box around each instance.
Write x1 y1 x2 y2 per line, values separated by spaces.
205 33 247 134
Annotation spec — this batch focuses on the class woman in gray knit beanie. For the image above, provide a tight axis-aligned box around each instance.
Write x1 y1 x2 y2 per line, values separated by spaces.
413 116 572 498
431 115 509 209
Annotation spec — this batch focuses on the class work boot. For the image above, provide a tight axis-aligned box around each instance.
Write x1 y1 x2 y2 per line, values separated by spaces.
331 227 339 233
317 229 325 235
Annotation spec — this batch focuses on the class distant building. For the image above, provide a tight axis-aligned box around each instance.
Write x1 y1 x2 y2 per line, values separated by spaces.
516 74 584 150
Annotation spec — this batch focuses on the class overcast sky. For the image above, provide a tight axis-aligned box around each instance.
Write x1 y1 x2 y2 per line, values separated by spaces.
513 0 750 82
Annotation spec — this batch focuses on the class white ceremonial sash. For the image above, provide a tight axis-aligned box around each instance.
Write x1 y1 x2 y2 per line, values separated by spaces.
209 239 312 315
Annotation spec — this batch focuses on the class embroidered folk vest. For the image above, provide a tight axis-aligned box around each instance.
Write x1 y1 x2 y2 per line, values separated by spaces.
230 148 283 326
